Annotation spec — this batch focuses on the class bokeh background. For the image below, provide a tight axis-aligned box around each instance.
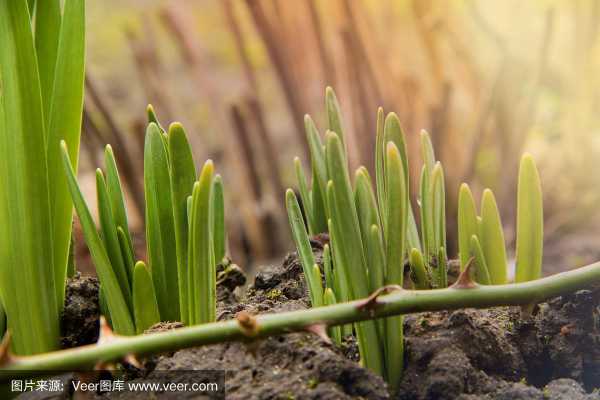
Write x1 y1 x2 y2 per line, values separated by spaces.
77 0 600 275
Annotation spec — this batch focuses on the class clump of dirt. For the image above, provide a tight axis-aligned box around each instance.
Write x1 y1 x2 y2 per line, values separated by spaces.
63 243 600 399
61 272 100 348
398 286 600 399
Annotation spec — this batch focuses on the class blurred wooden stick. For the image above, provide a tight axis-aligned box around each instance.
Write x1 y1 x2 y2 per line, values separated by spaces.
222 0 259 95
305 0 336 88
84 75 145 220
244 0 310 160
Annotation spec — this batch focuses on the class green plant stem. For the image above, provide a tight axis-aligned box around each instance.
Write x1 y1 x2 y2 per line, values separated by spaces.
3 261 600 378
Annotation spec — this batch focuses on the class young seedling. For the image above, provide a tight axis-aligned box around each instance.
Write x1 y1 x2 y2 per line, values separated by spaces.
62 111 227 334
286 88 451 388
456 154 542 285
0 0 85 354
287 88 551 388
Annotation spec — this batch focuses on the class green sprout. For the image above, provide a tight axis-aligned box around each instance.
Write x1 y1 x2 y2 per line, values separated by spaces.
61 110 226 335
286 88 547 388
0 0 85 355
457 154 543 285
287 88 444 387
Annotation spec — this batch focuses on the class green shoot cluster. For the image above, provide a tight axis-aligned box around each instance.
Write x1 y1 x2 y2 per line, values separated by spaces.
286 88 544 388
458 154 543 285
62 108 225 335
0 0 85 354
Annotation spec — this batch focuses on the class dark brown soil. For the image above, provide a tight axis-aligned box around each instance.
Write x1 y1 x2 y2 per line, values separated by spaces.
62 244 600 399
61 272 100 348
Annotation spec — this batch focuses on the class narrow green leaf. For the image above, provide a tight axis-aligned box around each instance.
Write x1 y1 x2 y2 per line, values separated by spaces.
325 177 383 374
375 107 386 222
0 0 60 354
383 113 408 185
515 154 544 282
167 122 196 324
188 161 216 324
420 165 433 258
145 122 179 322
458 183 478 271
420 130 436 174
437 247 448 288
409 248 430 289
294 157 315 235
96 169 132 312
34 0 61 121
117 226 135 284
384 142 408 286
322 244 334 290
430 163 446 258
67 234 76 279
469 235 491 285
311 167 328 234
325 87 346 147
326 218 350 305
61 142 135 335
104 145 134 259
326 218 353 338
384 141 407 387
46 0 86 309
325 133 369 298
304 115 328 210
354 167 384 293
368 225 386 294
480 189 508 284
286 190 323 307
384 112 421 254
133 261 161 334
212 175 226 264
323 288 342 345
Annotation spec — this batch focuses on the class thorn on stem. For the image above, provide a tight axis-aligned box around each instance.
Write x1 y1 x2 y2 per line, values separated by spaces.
452 258 478 289
305 324 331 344
236 311 259 338
124 354 142 369
97 316 118 345
356 285 403 315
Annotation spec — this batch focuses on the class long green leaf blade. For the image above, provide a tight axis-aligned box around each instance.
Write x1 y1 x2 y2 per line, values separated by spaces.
325 131 383 373
430 163 446 260
325 87 346 147
46 0 85 309
286 190 323 307
34 0 61 121
384 141 407 389
96 169 132 312
189 162 216 324
104 145 134 259
294 157 315 235
145 123 179 322
167 122 196 324
61 142 135 335
212 174 226 264
515 154 543 282
0 0 60 354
